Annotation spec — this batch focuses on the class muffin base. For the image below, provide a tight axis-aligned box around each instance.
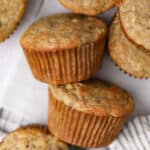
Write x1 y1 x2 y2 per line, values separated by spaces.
24 38 105 84
109 53 150 79
48 96 126 148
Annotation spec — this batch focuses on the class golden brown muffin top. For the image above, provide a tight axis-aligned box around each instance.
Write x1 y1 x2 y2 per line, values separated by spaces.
21 13 107 51
59 0 119 16
109 14 150 78
0 126 69 150
49 79 134 117
119 0 150 50
0 0 26 42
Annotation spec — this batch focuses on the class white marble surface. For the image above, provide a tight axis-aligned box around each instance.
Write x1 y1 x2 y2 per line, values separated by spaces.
0 0 150 146
0 0 48 124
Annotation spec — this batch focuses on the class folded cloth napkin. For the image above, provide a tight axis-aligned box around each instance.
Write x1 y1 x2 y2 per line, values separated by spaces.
0 108 29 141
0 108 149 150
108 115 150 150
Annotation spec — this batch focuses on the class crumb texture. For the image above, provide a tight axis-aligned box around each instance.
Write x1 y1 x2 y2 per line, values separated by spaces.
59 0 118 15
0 0 26 42
109 15 150 78
21 14 107 50
119 0 150 50
0 126 69 150
49 79 134 117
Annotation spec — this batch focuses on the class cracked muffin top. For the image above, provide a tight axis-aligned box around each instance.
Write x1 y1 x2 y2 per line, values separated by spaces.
109 14 150 78
0 0 26 42
0 126 69 150
21 13 107 51
119 0 150 50
49 79 134 117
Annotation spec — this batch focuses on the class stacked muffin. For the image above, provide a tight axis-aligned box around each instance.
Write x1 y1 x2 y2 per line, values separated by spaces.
109 0 150 78
48 80 134 147
13 0 138 149
20 14 107 84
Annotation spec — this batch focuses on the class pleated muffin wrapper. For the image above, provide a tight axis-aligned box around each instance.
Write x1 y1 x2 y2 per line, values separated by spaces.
109 55 150 79
23 37 106 84
48 95 129 148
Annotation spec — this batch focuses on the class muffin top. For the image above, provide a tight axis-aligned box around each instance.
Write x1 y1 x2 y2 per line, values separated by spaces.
109 15 150 78
0 0 26 42
0 126 69 150
21 14 107 51
49 79 134 117
59 0 119 16
119 0 150 50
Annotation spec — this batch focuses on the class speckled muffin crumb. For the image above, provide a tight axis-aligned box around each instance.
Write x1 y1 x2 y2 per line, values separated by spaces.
21 14 107 84
49 79 134 117
0 0 27 42
109 14 150 78
21 14 107 50
0 126 69 150
59 0 119 16
119 0 150 50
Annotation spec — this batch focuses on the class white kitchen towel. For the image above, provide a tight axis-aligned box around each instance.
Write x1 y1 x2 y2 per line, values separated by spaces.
0 108 28 141
109 116 150 150
0 108 150 150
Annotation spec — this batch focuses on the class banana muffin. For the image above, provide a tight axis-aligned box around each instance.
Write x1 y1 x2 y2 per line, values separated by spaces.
109 15 150 78
59 0 119 16
119 0 150 50
0 0 27 42
48 79 134 148
21 14 107 84
0 126 69 150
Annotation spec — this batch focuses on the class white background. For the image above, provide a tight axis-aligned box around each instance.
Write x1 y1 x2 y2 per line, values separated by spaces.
0 0 150 131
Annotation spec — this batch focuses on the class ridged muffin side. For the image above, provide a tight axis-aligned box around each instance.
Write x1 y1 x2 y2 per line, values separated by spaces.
23 38 105 84
48 96 126 148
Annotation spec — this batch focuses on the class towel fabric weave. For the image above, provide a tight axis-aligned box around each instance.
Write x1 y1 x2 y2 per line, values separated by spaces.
109 115 150 150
